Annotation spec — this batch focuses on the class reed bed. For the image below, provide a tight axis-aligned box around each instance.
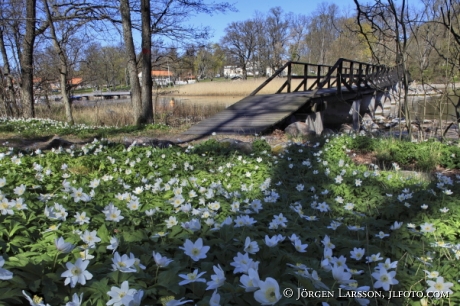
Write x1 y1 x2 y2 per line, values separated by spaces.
174 78 311 96
35 98 225 128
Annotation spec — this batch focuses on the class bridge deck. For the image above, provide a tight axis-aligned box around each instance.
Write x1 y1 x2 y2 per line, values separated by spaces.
183 88 336 135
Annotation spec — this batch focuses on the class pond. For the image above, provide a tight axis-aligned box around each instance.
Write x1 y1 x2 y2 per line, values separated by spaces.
408 95 459 122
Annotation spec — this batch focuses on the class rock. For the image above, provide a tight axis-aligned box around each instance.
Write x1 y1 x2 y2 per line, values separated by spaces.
218 138 253 154
31 135 74 151
339 124 353 134
321 128 335 137
123 137 176 148
284 121 315 137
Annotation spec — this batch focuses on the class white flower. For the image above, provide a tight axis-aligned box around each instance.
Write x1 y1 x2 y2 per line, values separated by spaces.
61 258 93 288
178 269 206 286
292 239 308 253
209 290 221 306
254 277 281 305
107 281 136 306
240 268 260 292
264 235 280 247
104 205 124 222
152 251 173 268
80 230 101 247
244 237 259 254
321 235 335 249
424 270 439 278
440 207 449 213
377 258 398 271
206 264 226 290
22 290 50 306
111 252 137 273
420 223 436 234
426 277 454 296
350 248 365 261
179 238 210 261
366 253 383 263
106 237 119 253
376 231 390 239
231 252 259 274
372 267 398 291
421 204 428 209
54 237 74 253
0 256 13 280
332 263 352 284
343 203 354 211
165 216 178 228
74 212 90 225
65 293 83 306
390 221 403 230
165 298 193 306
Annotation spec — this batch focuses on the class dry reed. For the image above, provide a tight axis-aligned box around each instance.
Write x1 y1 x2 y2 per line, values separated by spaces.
174 78 312 96
35 98 225 128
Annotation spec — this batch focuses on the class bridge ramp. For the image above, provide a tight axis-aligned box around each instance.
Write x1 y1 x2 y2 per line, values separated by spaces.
183 92 315 135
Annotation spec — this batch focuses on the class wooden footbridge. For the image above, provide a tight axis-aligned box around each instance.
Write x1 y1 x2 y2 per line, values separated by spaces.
184 58 402 135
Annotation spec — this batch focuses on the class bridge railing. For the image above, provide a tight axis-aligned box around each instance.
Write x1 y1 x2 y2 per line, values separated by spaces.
249 58 399 96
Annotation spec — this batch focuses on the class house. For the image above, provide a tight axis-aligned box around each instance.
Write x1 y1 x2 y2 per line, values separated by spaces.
138 70 174 85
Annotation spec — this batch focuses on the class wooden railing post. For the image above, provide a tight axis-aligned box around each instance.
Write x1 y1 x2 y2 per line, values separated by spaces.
304 64 308 91
337 60 343 95
287 62 292 93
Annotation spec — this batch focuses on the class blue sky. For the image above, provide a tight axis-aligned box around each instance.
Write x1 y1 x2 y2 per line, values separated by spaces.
187 0 358 43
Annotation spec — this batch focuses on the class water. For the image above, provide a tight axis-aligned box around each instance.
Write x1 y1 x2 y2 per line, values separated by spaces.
408 95 458 122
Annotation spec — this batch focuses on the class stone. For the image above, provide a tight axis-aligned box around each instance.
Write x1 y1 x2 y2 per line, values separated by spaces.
284 121 315 137
31 135 74 151
339 124 353 134
218 138 253 154
321 128 335 137
123 137 176 148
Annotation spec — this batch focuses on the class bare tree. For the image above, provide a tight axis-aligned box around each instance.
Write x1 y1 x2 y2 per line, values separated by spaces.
221 20 258 79
265 7 290 71
354 0 415 139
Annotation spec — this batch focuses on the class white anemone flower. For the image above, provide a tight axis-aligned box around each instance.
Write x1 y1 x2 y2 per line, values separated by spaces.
106 236 119 253
179 238 210 261
244 237 259 254
54 237 75 253
111 252 137 273
22 290 51 306
209 290 221 306
426 277 454 296
206 264 226 290
372 267 398 291
178 269 206 286
65 293 83 306
253 277 281 305
240 268 260 292
152 251 173 268
0 255 13 280
107 281 136 306
61 258 93 288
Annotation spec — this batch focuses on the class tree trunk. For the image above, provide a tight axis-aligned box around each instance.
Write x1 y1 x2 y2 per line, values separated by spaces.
20 0 36 119
0 28 16 117
119 0 142 125
44 0 74 124
141 0 153 123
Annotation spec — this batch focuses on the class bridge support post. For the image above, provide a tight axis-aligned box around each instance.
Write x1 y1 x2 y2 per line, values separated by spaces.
349 99 361 131
374 91 385 116
305 111 324 135
361 93 376 118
